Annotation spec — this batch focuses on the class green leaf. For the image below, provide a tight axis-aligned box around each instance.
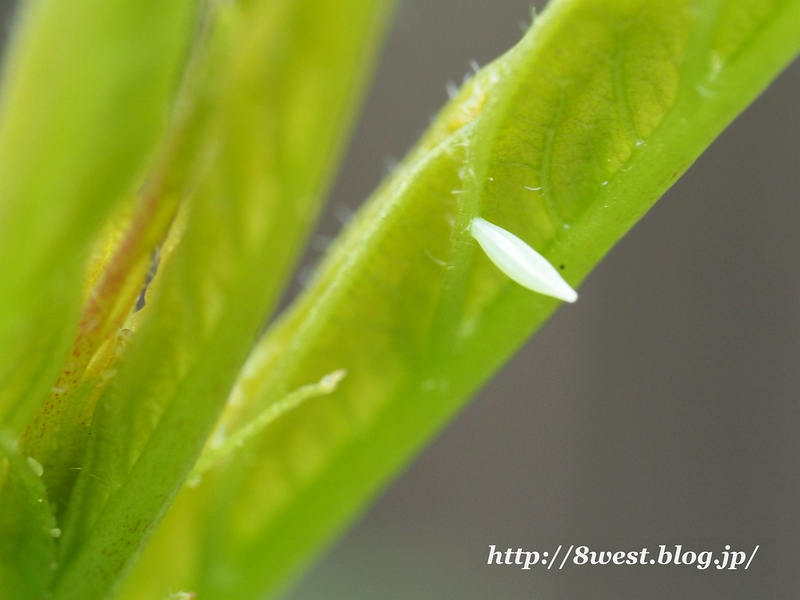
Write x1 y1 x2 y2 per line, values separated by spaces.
189 370 347 481
0 431 57 599
125 1 798 599
45 1 393 598
0 0 202 432
18 7 234 525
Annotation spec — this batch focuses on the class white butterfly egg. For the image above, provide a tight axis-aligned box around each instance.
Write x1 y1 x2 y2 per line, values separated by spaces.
470 217 578 303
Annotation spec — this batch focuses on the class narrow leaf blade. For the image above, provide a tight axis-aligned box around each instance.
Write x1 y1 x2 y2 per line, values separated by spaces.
0 0 202 431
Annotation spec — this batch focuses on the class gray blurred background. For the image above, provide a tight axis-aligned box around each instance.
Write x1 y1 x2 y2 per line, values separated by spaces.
284 1 800 598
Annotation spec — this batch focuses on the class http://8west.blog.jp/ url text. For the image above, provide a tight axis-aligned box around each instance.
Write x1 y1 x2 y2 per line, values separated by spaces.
487 544 760 571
